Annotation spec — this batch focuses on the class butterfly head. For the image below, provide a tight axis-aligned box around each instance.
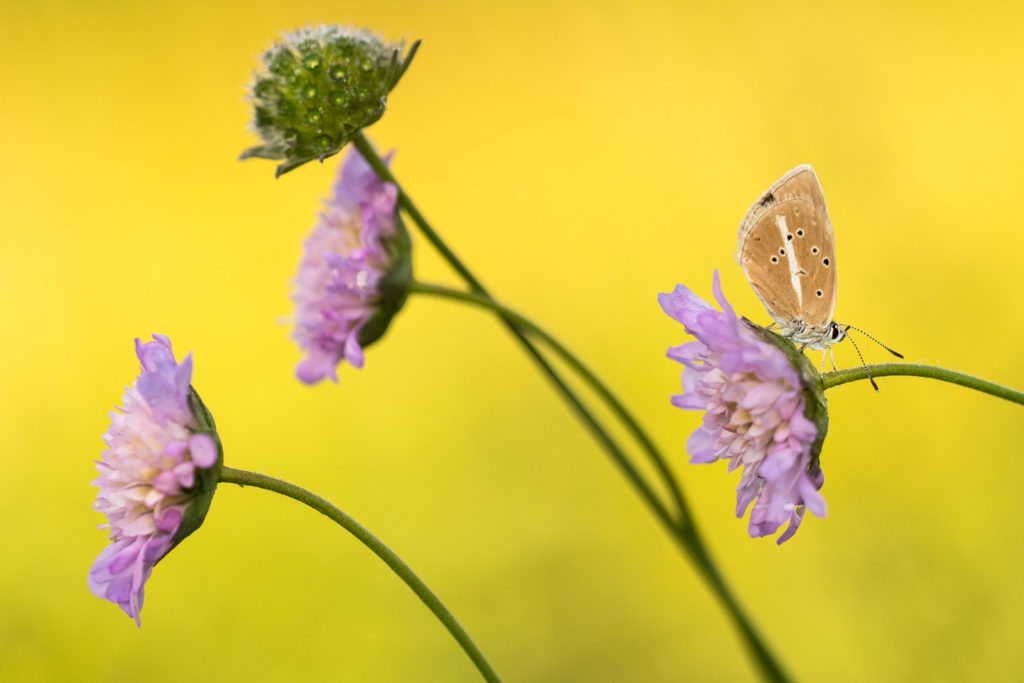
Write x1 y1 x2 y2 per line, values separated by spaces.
828 322 846 345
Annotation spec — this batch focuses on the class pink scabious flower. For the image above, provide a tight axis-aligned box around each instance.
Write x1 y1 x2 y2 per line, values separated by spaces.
89 335 221 625
292 146 410 384
658 272 829 544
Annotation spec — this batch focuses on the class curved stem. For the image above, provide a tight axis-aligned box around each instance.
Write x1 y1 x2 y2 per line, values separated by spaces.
684 540 790 683
350 133 790 682
822 363 1024 405
218 466 501 682
407 281 683 557
409 281 694 528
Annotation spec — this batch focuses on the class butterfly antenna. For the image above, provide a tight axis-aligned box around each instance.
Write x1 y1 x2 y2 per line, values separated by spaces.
842 326 879 392
835 322 904 359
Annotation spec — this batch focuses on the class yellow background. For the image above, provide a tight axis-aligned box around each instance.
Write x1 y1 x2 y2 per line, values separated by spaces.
3 1 1023 680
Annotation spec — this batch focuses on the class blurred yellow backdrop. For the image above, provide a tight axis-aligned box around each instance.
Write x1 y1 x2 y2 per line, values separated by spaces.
2 0 1024 680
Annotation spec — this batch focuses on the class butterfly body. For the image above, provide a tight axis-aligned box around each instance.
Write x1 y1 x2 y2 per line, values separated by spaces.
736 164 845 351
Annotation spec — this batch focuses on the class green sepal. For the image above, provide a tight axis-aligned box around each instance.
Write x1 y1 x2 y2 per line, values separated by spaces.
394 40 421 86
743 320 829 478
168 386 224 550
273 148 343 178
358 212 412 348
239 146 282 161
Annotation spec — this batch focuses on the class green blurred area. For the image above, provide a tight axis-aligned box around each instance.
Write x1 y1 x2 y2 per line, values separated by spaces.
2 0 1023 680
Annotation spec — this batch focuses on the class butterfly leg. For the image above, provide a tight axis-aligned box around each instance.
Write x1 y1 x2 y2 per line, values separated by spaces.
819 351 826 374
829 346 838 372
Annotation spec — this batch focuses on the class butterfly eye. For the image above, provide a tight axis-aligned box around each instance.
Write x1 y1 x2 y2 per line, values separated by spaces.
831 326 840 339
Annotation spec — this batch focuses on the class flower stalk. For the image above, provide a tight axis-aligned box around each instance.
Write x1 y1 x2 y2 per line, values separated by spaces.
822 363 1024 405
218 466 501 682
408 280 790 682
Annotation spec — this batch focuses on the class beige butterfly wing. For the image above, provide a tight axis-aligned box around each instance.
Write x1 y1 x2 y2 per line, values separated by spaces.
735 164 837 333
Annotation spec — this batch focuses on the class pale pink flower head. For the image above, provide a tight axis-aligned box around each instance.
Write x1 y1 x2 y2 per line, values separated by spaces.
292 145 411 384
659 272 829 543
89 335 222 624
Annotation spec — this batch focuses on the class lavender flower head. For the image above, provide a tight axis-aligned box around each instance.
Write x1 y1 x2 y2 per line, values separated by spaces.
292 147 411 384
89 335 221 624
659 272 829 543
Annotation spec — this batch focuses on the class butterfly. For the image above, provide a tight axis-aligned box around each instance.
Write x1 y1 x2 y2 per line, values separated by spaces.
735 164 900 387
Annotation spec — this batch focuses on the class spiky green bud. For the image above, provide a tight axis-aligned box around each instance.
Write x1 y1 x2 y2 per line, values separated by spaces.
241 26 419 177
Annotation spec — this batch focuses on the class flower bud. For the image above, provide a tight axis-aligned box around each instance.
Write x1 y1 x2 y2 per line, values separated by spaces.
241 26 420 177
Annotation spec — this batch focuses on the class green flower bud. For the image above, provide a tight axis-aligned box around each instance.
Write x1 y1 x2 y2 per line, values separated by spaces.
240 26 420 177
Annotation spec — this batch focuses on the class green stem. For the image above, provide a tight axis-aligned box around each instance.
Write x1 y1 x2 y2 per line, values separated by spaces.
350 133 790 683
685 541 789 683
356 134 677 536
408 281 694 529
351 133 481 291
822 363 1024 405
218 466 501 682
353 133 691 529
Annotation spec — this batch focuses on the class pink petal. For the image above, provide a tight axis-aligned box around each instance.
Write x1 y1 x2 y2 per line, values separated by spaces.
188 433 218 469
